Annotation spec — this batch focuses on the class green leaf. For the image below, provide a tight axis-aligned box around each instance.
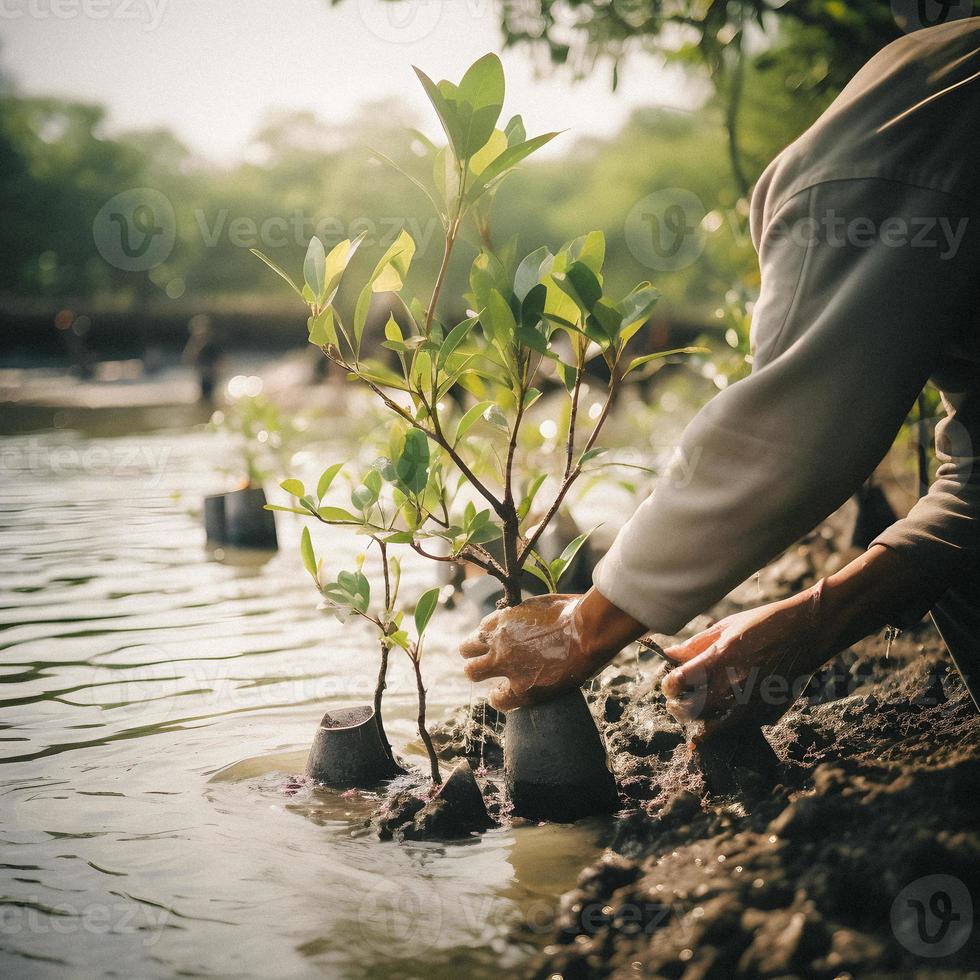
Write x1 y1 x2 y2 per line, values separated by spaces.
437 313 480 370
373 230 416 293
351 471 381 511
522 387 543 410
557 261 602 313
503 114 526 146
578 447 608 466
250 249 304 299
483 404 508 430
525 550 557 592
568 231 606 276
624 346 707 377
467 128 507 179
351 361 411 391
264 504 308 515
353 230 417 355
300 526 317 578
456 53 505 157
556 527 597 574
413 66 465 158
466 131 560 203
322 232 367 304
303 237 326 300
514 247 551 302
455 399 493 443
280 479 305 498
617 285 660 342
396 428 430 495
468 522 502 545
316 505 362 523
383 530 415 544
308 307 337 347
316 463 344 500
518 473 547 521
557 362 578 393
414 586 440 636
485 288 517 345
384 315 404 344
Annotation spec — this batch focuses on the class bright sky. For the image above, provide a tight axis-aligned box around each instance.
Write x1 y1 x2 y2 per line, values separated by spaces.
0 0 699 163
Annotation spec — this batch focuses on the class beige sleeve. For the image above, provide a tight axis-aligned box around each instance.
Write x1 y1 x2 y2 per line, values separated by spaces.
593 178 977 633
873 388 980 583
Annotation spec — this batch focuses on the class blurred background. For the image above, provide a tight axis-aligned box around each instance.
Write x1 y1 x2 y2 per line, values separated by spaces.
1 0 947 413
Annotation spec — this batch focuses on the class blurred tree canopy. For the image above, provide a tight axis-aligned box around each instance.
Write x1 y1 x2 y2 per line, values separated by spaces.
7 0 967 330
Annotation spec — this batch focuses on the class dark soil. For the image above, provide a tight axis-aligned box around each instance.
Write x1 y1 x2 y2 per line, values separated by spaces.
525 627 980 979
431 507 980 977
384 506 980 975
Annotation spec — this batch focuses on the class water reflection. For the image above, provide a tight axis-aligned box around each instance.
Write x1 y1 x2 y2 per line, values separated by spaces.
0 419 605 978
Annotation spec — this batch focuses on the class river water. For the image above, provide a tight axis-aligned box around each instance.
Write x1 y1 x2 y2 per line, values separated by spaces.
0 403 613 979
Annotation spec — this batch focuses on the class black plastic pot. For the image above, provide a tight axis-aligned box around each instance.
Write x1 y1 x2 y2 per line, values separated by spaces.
504 687 619 822
203 486 278 550
306 705 401 787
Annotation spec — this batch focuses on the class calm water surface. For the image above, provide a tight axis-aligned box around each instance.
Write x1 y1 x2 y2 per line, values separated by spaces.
0 409 609 979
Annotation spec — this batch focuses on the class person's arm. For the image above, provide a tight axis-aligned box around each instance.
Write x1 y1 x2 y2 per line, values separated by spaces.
871 387 980 586
593 179 974 635
460 180 976 711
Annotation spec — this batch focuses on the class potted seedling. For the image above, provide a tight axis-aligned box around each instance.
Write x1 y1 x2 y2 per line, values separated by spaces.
204 389 296 550
254 53 699 819
290 501 442 785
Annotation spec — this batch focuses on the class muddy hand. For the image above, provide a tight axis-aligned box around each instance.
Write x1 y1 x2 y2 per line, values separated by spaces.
660 584 831 733
459 594 599 711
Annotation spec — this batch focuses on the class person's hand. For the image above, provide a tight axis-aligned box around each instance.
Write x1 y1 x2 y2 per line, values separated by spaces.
660 544 937 734
660 585 831 734
459 588 648 711
459 594 593 710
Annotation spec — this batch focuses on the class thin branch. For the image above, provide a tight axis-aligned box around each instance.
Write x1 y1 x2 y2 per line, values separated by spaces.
519 372 619 565
327 345 506 519
564 355 584 482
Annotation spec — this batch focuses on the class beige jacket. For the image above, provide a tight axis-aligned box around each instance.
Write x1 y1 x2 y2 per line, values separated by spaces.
594 18 980 638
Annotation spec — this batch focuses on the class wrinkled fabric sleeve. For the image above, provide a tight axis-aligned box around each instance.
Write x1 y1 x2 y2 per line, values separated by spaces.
593 179 977 633
872 388 980 580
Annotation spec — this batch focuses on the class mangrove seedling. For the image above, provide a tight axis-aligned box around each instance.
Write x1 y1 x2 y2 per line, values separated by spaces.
257 52 699 779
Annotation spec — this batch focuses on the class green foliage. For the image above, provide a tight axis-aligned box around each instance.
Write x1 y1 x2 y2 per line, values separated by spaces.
256 54 701 778
256 53 701 614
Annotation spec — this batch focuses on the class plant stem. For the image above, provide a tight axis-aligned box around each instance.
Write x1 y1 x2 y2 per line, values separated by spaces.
411 652 441 784
520 372 619 565
373 540 396 766
374 641 395 766
564 355 584 481
327 347 507 520
424 216 458 335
